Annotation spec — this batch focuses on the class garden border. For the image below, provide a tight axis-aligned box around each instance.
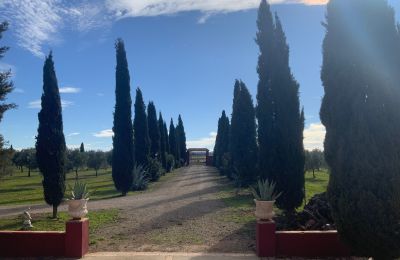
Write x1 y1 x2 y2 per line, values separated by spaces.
0 218 89 258
256 220 351 257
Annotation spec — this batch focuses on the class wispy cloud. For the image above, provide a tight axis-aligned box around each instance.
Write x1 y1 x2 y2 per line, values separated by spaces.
187 132 217 150
93 129 114 138
67 132 80 137
1 0 327 57
303 122 326 151
59 87 81 94
28 99 74 109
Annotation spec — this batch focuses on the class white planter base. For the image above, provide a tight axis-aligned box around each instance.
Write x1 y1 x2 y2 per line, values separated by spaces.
254 199 275 221
67 199 89 219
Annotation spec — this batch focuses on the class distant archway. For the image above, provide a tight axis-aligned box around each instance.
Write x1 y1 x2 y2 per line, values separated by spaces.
187 148 213 166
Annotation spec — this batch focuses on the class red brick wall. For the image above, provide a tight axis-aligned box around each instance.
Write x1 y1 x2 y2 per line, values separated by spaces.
257 221 351 257
0 218 89 258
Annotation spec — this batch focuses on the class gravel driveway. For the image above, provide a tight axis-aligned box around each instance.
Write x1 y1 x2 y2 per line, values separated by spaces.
91 165 255 253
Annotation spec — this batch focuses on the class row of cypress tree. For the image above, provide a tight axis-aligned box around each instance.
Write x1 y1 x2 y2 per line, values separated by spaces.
112 39 187 196
34 39 187 218
213 0 304 215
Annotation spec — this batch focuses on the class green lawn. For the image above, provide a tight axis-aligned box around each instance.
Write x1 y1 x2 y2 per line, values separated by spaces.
0 209 119 232
0 167 179 206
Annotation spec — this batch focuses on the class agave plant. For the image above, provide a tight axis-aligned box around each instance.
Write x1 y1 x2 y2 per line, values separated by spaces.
132 164 150 191
249 179 282 201
69 180 90 200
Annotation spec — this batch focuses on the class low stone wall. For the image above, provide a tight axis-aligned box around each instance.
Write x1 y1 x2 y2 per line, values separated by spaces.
0 218 89 258
256 220 351 257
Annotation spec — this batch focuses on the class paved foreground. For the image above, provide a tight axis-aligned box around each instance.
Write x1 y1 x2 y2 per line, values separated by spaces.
85 252 261 259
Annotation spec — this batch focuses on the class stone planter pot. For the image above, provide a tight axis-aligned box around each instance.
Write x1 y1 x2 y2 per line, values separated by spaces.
254 199 275 220
67 199 88 220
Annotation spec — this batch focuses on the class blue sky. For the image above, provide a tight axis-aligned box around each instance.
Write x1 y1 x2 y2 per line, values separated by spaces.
0 0 399 151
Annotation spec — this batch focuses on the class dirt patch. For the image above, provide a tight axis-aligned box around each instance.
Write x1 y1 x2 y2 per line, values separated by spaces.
90 165 255 253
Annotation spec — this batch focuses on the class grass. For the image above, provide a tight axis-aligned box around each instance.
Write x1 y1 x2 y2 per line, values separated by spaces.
218 169 330 224
0 209 119 232
0 167 181 206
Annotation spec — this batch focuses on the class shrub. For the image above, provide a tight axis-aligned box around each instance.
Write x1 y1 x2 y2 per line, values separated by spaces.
166 154 175 173
132 164 149 191
147 158 162 182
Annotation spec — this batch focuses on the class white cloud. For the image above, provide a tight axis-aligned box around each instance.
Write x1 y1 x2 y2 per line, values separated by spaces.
67 132 80 137
93 129 114 138
187 132 217 150
303 122 326 151
1 0 327 57
96 93 104 97
28 99 74 109
59 87 81 94
0 0 63 58
0 0 111 58
106 0 326 19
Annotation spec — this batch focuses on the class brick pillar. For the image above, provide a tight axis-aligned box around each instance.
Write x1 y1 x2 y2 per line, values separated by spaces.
256 220 276 257
65 218 89 258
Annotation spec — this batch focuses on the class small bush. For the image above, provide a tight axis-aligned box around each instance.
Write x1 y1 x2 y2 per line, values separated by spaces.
132 164 149 191
166 154 175 173
147 158 162 182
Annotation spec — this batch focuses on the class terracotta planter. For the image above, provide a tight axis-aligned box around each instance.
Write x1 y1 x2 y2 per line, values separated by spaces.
254 199 275 220
67 199 88 220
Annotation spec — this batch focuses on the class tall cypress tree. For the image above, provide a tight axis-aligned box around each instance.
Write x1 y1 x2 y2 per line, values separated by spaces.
168 119 177 161
158 112 167 169
176 115 187 164
321 0 400 258
134 88 150 166
214 110 230 169
256 0 275 182
112 39 134 196
255 0 305 213
213 114 223 167
230 80 258 186
219 111 230 168
147 101 160 159
36 53 66 218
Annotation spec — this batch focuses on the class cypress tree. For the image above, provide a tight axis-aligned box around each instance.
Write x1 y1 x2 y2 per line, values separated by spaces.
219 111 230 168
147 102 160 159
80 142 85 153
36 53 66 218
134 88 150 166
112 39 134 196
0 21 16 146
214 110 230 169
256 0 305 214
321 0 400 258
213 114 223 167
158 112 167 169
168 119 177 162
230 80 258 186
176 115 187 164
